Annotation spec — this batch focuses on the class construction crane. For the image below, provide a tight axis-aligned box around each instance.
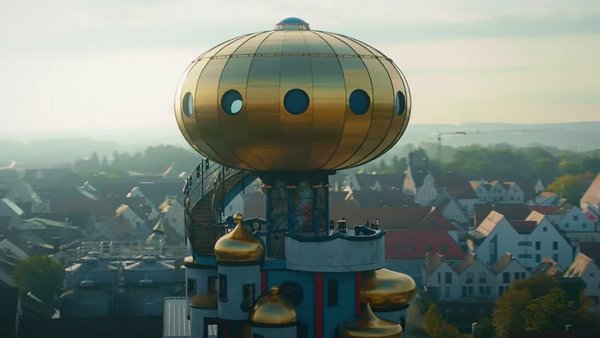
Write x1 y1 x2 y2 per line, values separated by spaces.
437 131 468 163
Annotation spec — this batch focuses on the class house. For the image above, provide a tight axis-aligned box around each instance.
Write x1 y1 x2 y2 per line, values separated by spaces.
435 173 479 218
434 198 470 227
0 198 24 229
581 172 600 217
528 205 561 225
472 203 531 230
528 191 563 207
453 253 494 299
491 252 530 297
6 180 50 214
468 210 573 271
386 231 465 287
342 173 405 192
558 206 597 232
423 253 461 301
564 242 600 307
532 258 563 278
470 180 525 204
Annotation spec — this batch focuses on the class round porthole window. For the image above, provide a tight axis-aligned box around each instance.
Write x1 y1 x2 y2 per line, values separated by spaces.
221 90 243 115
349 89 370 115
182 92 194 117
284 89 309 115
395 91 406 115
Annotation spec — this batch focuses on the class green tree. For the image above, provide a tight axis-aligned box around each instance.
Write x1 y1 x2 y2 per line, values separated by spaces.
12 256 64 306
493 289 531 338
424 304 460 338
524 288 572 331
546 172 594 205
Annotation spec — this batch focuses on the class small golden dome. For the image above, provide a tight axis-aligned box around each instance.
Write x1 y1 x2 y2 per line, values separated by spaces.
250 286 297 326
337 303 403 338
362 269 416 311
190 290 218 309
214 213 264 264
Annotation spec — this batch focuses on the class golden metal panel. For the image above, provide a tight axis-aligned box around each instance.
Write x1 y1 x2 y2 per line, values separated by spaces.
333 36 395 169
355 60 410 166
314 31 373 169
306 31 347 168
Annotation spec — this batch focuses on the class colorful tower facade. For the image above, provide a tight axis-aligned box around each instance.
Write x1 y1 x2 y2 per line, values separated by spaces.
177 18 415 338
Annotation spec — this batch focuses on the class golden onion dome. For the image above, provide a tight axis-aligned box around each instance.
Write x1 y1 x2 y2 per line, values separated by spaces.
362 269 416 311
337 303 403 338
190 290 218 309
214 213 264 264
250 286 297 326
175 17 410 172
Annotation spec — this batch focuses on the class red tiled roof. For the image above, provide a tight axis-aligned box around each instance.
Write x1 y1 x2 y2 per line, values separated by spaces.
435 173 478 199
528 205 560 215
385 230 465 260
509 220 537 235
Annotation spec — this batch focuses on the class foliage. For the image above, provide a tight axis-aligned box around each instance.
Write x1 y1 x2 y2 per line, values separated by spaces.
493 289 531 338
546 172 595 205
424 304 460 338
492 276 599 338
12 256 64 306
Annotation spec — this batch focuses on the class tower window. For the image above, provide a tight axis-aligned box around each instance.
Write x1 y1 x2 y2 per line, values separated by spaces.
327 279 338 307
349 89 370 115
241 284 255 312
395 91 406 115
221 90 243 115
218 274 227 301
182 92 194 117
284 89 309 115
187 278 196 296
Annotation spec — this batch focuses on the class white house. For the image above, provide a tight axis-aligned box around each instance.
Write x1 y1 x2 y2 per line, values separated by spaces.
491 253 530 297
438 199 470 226
453 253 494 299
414 174 438 206
503 182 524 204
559 206 596 232
158 196 186 237
424 253 460 301
468 210 573 271
470 180 524 204
564 252 600 307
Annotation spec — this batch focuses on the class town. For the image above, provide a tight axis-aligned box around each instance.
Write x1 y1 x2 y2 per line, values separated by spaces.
1 143 599 338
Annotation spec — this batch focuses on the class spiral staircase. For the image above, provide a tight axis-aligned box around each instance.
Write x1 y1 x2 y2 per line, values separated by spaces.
183 161 257 255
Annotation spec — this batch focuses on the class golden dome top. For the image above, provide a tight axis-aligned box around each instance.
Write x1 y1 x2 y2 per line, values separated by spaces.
337 303 403 338
190 290 218 309
175 19 411 172
250 286 297 326
214 213 264 264
362 269 416 311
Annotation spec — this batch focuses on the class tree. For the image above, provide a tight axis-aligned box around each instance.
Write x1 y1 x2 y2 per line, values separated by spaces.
493 289 531 338
424 304 460 338
524 288 572 331
546 172 594 205
12 256 64 306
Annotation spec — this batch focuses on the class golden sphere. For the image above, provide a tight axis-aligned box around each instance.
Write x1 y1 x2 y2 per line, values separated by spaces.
250 286 297 326
362 269 416 311
175 18 411 171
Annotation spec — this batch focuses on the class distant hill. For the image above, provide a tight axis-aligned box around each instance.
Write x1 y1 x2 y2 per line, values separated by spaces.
1 122 599 168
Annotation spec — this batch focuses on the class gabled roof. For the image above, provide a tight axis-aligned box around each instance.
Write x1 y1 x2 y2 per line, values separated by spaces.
528 205 561 215
435 173 478 199
385 230 465 260
532 258 563 278
0 198 24 217
579 242 600 264
351 173 406 191
564 253 595 278
473 203 531 226
453 253 476 274
472 210 505 238
425 252 445 276
509 220 537 235
491 252 519 274
581 172 600 206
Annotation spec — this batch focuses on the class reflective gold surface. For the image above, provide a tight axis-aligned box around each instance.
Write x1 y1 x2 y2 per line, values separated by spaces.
250 285 297 325
214 213 264 264
175 19 410 171
362 269 416 311
190 290 218 309
337 303 403 338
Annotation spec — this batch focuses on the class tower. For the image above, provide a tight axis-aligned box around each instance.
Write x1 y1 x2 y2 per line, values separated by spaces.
176 17 415 338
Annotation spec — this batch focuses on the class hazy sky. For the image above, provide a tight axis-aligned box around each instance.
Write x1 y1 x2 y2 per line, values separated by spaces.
1 0 599 141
